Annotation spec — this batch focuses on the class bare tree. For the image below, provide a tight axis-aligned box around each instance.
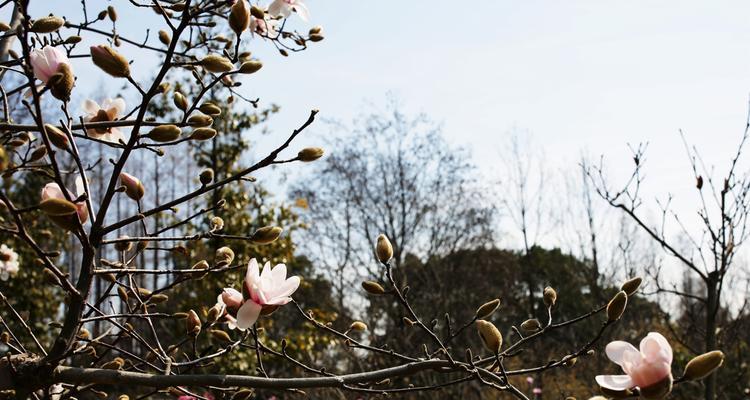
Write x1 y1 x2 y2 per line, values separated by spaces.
586 124 750 399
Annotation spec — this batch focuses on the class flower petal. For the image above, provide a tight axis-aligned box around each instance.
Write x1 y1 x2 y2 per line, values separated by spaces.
82 99 100 115
595 374 633 391
605 340 640 368
245 258 260 285
271 263 287 283
640 332 673 365
268 275 300 301
294 3 310 21
235 300 262 330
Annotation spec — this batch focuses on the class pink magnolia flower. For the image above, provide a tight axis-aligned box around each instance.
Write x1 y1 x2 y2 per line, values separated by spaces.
268 0 309 21
41 178 89 224
250 16 278 37
219 259 300 330
30 46 71 84
596 332 673 393
532 388 542 395
525 376 534 385
82 98 127 143
0 244 19 281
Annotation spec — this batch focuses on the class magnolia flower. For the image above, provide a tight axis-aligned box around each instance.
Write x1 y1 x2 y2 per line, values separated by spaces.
41 178 89 224
596 332 673 393
250 16 278 37
219 259 300 330
268 0 309 21
82 98 127 143
29 46 71 84
0 244 19 281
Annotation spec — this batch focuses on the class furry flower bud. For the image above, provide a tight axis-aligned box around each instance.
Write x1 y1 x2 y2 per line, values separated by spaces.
239 60 263 74
250 226 283 244
229 0 251 34
620 277 642 296
200 55 234 73
44 124 69 149
475 299 501 319
146 124 181 142
298 147 324 162
543 286 557 307
683 351 725 381
606 291 628 322
375 234 393 263
90 45 130 78
186 309 201 336
476 320 502 353
30 16 65 33
119 172 144 201
362 281 385 295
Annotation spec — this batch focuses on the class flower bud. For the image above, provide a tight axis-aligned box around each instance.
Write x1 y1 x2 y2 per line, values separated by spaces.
173 91 188 111
476 320 502 353
29 146 47 162
210 216 224 231
44 124 69 149
239 60 263 74
146 124 181 142
48 63 75 101
187 114 213 127
682 350 724 381
309 26 323 35
200 55 234 73
150 294 169 303
65 35 82 44
375 234 393 263
362 280 385 295
250 5 265 19
158 30 171 45
520 318 541 334
309 33 324 42
186 309 201 336
90 45 130 78
0 22 10 32
101 357 124 370
199 168 214 185
250 226 283 244
606 291 628 322
199 102 222 116
543 286 557 307
620 277 642 296
119 172 145 201
229 0 251 34
117 286 128 302
107 5 118 21
190 128 217 141
114 237 132 252
30 16 65 33
475 299 501 319
349 321 368 332
192 260 209 270
209 329 232 342
298 147 324 162
40 197 78 216
207 304 223 323
215 246 235 266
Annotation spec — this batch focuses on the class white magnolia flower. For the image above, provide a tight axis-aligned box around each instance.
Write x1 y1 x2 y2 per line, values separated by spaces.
0 244 20 281
219 259 300 330
268 0 309 22
81 98 127 143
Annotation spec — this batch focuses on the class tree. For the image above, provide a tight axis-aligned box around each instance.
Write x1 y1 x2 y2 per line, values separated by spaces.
0 0 725 398
586 129 750 399
291 97 495 310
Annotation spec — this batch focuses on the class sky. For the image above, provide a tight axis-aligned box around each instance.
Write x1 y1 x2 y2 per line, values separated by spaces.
16 1 750 259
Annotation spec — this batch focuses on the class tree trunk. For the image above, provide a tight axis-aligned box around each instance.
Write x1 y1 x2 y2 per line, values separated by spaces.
704 273 718 400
